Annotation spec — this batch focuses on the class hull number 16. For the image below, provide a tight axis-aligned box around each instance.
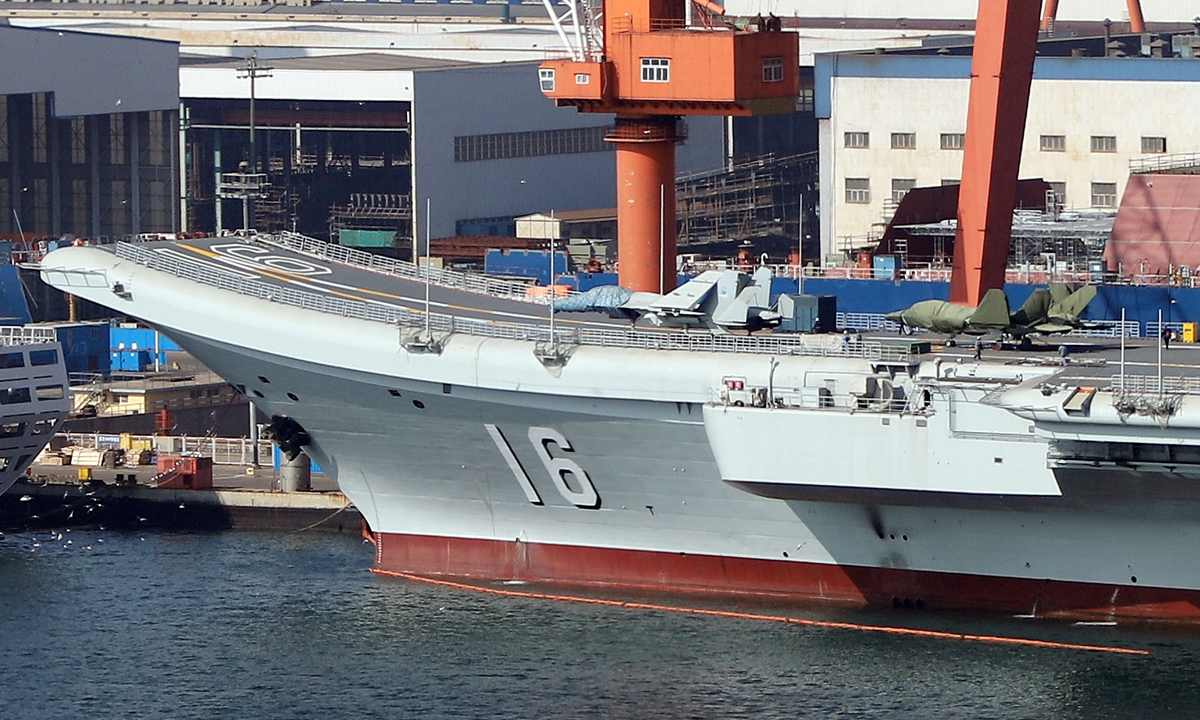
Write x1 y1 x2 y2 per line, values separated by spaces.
485 424 600 509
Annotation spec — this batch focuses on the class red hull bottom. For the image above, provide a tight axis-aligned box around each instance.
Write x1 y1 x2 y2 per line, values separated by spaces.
375 532 1200 622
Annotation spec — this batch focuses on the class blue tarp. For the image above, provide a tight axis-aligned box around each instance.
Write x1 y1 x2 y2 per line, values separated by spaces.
0 265 31 325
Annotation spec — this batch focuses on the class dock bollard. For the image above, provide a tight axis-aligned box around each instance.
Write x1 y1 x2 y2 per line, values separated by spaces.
280 451 312 492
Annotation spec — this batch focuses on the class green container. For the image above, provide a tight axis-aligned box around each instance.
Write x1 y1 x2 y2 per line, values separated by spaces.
339 229 395 248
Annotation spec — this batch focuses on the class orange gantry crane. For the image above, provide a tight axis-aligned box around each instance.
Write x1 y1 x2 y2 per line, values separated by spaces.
542 0 1144 304
539 0 798 292
952 0 1144 305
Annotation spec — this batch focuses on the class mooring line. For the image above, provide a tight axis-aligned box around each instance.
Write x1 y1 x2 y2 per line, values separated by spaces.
372 569 1151 656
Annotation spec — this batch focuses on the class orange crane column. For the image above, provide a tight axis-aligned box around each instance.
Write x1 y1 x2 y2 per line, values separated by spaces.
1126 0 1146 33
609 117 680 293
949 0 1042 306
1039 0 1058 30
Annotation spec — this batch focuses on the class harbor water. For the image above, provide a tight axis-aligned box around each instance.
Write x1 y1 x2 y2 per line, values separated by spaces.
3 530 1200 719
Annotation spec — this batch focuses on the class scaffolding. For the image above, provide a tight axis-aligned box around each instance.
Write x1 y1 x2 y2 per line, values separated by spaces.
330 193 413 248
894 210 1115 272
676 151 818 247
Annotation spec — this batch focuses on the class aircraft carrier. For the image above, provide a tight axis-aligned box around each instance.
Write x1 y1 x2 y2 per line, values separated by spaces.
36 232 1200 621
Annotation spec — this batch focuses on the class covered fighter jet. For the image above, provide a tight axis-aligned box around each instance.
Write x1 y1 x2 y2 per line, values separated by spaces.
885 284 1101 345
553 267 782 332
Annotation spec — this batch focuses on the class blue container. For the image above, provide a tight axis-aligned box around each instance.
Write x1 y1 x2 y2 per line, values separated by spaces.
873 254 900 281
484 249 570 286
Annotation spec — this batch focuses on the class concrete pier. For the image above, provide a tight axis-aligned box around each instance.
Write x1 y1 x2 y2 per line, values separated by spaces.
0 464 359 533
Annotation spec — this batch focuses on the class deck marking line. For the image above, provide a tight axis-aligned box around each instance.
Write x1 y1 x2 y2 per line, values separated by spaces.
372 569 1151 656
178 243 615 328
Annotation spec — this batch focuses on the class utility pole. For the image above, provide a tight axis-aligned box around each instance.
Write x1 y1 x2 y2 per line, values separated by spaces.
218 53 273 233
237 52 273 173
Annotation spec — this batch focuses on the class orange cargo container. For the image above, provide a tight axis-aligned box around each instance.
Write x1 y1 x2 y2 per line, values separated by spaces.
155 455 214 489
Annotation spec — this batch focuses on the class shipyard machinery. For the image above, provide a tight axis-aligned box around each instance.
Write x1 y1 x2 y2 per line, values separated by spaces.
538 0 798 292
541 0 1145 304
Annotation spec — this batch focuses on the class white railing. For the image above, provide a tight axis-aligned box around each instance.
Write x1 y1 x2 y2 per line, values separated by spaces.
1130 152 1200 174
0 326 58 346
1071 320 1141 338
838 312 903 333
260 231 566 305
59 432 274 466
1110 374 1200 396
1144 321 1185 340
114 242 915 363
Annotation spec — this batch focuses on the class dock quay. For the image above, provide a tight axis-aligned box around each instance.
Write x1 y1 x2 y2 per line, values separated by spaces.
0 463 360 534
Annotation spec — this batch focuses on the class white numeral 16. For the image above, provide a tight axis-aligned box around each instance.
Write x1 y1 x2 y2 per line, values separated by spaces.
485 424 600 509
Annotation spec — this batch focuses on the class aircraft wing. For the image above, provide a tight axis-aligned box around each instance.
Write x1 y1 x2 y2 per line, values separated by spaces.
646 271 721 313
1029 322 1078 335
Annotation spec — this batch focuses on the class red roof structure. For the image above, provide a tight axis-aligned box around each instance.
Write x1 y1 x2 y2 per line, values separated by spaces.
1105 174 1200 276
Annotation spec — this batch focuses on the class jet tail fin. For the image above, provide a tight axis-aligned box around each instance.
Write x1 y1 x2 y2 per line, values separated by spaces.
1011 288 1051 326
969 288 1011 328
1049 284 1097 321
1049 283 1072 306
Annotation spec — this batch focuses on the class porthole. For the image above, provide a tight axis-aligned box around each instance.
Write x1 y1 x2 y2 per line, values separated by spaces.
252 390 264 398
388 389 401 397
412 400 425 410
287 392 299 402
258 376 270 384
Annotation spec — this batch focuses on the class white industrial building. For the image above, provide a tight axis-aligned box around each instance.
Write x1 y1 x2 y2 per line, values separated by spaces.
816 52 1200 257
726 0 1195 24
179 54 723 243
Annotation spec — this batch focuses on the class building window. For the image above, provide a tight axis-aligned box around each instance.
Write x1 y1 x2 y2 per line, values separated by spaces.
0 179 8 233
71 180 89 235
109 179 130 235
32 94 48 164
1091 136 1117 153
762 57 784 83
109 115 126 165
0 96 9 163
538 69 555 93
845 178 870 204
454 125 612 163
940 133 965 150
1141 136 1167 154
1040 134 1066 152
148 111 166 167
891 179 916 203
70 117 87 165
844 132 869 149
574 73 590 85
1048 182 1066 205
795 88 814 113
891 132 916 149
33 179 49 233
149 180 169 232
941 179 960 186
640 58 670 83
1091 182 1118 208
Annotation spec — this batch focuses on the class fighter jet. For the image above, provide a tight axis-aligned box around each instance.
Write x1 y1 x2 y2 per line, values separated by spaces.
554 267 782 332
885 284 1101 345
885 288 1012 341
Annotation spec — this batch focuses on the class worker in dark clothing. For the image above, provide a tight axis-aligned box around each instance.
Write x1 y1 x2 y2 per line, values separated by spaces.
1163 327 1173 349
973 338 983 361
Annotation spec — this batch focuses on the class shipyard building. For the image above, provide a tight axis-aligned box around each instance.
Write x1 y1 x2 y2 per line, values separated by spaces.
816 41 1200 260
179 55 724 246
0 26 179 242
